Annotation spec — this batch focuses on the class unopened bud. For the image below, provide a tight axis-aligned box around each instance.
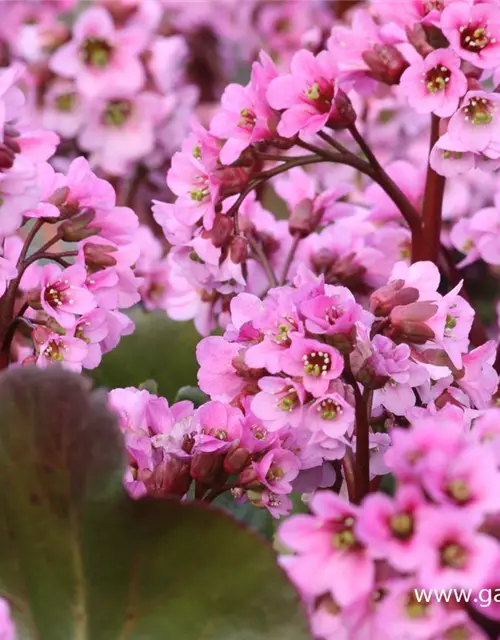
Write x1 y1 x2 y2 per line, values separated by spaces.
212 165 251 199
60 209 99 242
405 24 434 57
142 457 192 498
230 236 248 264
48 186 70 208
328 330 356 355
356 361 390 390
27 288 42 311
83 243 117 269
289 199 315 237
224 446 251 474
370 280 420 317
239 467 260 488
327 89 357 130
363 44 409 85
390 302 437 344
190 451 224 484
210 213 233 248
0 144 16 171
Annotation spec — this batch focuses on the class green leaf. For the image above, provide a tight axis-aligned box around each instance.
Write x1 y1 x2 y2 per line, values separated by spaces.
213 493 275 541
174 385 209 407
0 367 309 640
91 311 200 401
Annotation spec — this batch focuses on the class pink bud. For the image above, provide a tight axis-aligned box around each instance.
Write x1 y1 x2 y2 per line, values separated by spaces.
405 24 434 57
239 467 260 488
190 451 224 484
390 302 438 343
363 45 409 85
60 209 99 242
83 243 118 269
230 236 248 264
327 89 357 130
289 199 316 237
209 213 234 248
142 457 192 498
370 280 420 317
224 447 251 474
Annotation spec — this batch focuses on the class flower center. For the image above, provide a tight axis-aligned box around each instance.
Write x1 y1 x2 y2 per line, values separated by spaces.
443 151 463 160
277 388 299 412
405 592 429 619
304 81 334 113
44 280 75 309
424 65 450 93
317 398 343 421
44 339 65 362
440 542 468 569
332 517 358 550
103 100 132 127
445 314 457 331
389 512 414 540
267 492 281 508
463 97 496 125
446 479 470 504
251 425 268 440
54 92 77 113
303 350 331 377
424 0 443 13
238 108 256 129
80 36 113 68
192 145 201 159
460 22 495 52
266 465 284 482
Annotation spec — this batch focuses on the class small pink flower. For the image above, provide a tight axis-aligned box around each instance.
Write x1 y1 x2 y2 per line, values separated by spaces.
39 263 96 329
356 486 425 572
253 448 300 494
49 6 146 97
279 492 374 606
267 49 341 138
399 48 467 117
196 336 245 402
36 331 89 373
306 393 354 439
447 91 500 157
457 341 499 409
196 401 243 453
441 1 500 69
416 508 500 590
281 337 344 397
251 376 305 432
430 132 476 177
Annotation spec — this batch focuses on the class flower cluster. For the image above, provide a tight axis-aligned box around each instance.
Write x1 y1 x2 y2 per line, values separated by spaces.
0 64 140 371
279 406 500 640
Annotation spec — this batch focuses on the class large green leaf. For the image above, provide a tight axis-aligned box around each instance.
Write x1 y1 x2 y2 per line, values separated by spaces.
91 311 200 401
0 368 309 640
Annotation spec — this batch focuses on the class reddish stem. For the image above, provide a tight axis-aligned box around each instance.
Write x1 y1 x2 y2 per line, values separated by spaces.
413 115 446 263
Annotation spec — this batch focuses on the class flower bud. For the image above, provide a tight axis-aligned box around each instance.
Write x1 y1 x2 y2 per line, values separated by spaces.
239 468 260 488
363 44 409 85
45 317 66 336
405 24 434 57
142 457 192 498
356 360 390 390
327 89 357 130
390 302 437 344
0 145 16 171
328 330 356 355
60 209 99 242
370 280 420 317
83 243 118 269
212 165 251 199
48 186 70 208
224 446 251 474
27 288 42 311
230 236 248 264
190 451 224 484
209 213 233 248
289 199 316 237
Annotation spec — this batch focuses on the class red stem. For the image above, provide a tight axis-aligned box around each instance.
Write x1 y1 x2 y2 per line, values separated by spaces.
413 115 446 263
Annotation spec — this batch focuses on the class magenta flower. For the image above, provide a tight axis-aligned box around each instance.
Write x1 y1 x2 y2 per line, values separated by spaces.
457 341 499 409
253 448 300 495
448 91 500 157
196 336 245 403
267 49 341 138
441 1 500 69
196 401 243 453
49 6 146 97
251 376 305 432
281 337 344 397
39 263 96 329
279 492 374 606
399 49 467 117
415 509 500 590
430 132 477 178
306 393 354 439
35 331 89 373
356 486 425 572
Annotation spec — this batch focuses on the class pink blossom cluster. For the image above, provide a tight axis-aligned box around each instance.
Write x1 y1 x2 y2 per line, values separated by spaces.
0 64 140 372
279 406 500 640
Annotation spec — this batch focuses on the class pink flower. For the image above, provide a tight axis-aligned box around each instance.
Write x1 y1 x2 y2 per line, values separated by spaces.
49 6 146 97
281 337 344 397
42 79 85 139
441 1 500 69
0 253 17 297
306 393 354 439
447 91 500 157
196 336 245 402
415 509 500 590
356 486 425 572
253 448 300 494
35 331 89 373
430 132 476 177
399 49 467 117
421 444 500 521
75 309 109 370
251 376 305 432
279 492 374 606
457 341 499 409
266 49 342 138
389 260 441 301
210 51 278 165
196 401 243 453
39 263 96 329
